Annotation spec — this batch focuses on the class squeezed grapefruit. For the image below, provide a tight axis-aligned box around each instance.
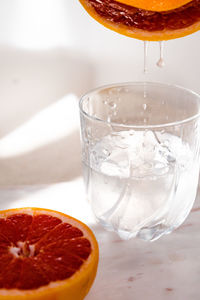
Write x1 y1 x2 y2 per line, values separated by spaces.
79 0 200 40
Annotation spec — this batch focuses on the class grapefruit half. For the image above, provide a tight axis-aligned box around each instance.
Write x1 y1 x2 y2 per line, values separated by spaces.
0 207 99 300
79 0 200 40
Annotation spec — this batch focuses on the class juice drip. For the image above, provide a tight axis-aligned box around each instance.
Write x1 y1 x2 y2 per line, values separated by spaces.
143 83 147 99
143 41 149 74
157 41 165 68
143 41 148 101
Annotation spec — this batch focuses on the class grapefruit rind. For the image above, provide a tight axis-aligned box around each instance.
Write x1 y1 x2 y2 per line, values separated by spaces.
79 0 200 41
0 207 99 300
115 0 193 12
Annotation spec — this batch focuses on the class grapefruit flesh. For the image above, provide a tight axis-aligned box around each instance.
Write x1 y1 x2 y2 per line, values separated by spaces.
0 208 99 300
80 0 200 40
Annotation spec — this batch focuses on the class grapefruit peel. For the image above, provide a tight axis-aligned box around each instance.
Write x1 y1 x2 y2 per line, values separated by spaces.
79 0 200 40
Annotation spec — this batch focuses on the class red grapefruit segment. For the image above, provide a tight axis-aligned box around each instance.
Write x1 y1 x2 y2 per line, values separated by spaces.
0 259 22 289
0 235 11 255
0 208 98 300
0 254 13 280
0 214 32 244
37 245 83 282
17 258 49 290
27 214 62 244
55 237 92 260
35 223 83 252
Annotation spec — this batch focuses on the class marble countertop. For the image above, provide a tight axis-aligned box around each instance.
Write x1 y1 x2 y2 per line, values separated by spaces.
0 181 199 300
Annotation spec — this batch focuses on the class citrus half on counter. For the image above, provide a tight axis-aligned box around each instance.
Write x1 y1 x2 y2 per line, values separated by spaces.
79 0 200 40
0 207 99 300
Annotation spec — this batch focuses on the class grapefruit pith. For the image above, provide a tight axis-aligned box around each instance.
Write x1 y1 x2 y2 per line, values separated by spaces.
79 0 200 40
0 207 99 300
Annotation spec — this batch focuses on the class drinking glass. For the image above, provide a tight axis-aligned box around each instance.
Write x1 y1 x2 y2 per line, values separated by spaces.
79 82 200 241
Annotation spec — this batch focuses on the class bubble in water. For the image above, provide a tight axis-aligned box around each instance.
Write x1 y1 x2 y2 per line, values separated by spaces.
124 88 130 93
108 89 115 95
143 103 147 110
102 148 111 157
88 139 94 147
108 101 117 109
87 127 92 139
107 116 111 123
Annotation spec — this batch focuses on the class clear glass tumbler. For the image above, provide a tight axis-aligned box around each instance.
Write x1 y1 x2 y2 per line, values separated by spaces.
79 82 200 241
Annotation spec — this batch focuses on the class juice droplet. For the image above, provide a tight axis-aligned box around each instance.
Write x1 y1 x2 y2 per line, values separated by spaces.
143 83 148 99
144 41 149 74
157 41 165 68
107 116 111 123
108 101 117 109
143 103 147 110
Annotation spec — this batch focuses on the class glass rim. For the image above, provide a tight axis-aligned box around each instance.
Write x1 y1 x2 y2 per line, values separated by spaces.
79 81 200 129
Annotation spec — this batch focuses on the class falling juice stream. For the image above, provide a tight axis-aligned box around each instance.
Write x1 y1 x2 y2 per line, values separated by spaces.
143 41 165 98
143 41 149 74
143 41 149 99
143 41 165 73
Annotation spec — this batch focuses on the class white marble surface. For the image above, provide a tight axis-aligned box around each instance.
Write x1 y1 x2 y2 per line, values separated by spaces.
0 182 199 300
